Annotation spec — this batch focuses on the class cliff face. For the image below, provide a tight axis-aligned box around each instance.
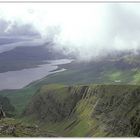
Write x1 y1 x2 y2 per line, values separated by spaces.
24 84 140 137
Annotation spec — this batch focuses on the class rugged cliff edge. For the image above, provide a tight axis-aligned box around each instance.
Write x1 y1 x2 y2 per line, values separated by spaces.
23 84 140 137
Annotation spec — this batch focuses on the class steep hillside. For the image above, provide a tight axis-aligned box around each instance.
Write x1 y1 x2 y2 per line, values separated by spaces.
1 53 140 117
30 53 140 85
24 84 140 137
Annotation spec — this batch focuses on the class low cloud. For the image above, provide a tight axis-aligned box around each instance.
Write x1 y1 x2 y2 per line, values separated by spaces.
0 3 140 60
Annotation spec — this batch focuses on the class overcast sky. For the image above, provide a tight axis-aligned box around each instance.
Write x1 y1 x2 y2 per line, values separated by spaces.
0 3 140 60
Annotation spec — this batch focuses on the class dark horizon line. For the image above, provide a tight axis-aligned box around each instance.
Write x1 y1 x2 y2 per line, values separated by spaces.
0 1 140 3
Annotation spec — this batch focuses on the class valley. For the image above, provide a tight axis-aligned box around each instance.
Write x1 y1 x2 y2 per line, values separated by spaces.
0 51 140 137
1 3 140 137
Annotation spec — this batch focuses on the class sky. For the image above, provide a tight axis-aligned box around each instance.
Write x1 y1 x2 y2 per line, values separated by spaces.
0 3 140 60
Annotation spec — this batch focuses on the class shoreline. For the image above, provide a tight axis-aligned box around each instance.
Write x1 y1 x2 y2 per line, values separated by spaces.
0 59 73 91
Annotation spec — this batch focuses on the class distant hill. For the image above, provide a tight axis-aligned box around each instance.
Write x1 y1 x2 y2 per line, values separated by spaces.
30 52 140 85
0 42 67 73
0 37 27 45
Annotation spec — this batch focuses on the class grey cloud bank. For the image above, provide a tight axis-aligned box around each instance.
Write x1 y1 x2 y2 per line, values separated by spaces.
0 3 140 60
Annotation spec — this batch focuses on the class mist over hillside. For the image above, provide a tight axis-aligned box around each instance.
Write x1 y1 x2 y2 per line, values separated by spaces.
0 3 140 137
0 4 140 61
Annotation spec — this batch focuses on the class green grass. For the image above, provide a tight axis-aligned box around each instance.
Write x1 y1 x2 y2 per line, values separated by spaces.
44 84 140 137
132 71 140 84
0 67 140 117
40 84 70 102
1 57 140 117
1 84 140 137
0 86 38 116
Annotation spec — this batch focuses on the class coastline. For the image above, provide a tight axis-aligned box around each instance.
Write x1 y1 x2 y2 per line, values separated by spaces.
0 59 73 91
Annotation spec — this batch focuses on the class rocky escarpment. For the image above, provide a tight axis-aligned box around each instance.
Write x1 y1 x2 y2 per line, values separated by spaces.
24 85 84 122
24 84 140 137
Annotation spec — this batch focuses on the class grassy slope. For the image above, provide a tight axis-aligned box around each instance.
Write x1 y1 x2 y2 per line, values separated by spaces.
1 84 140 137
24 84 140 137
0 55 140 116
0 86 38 116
